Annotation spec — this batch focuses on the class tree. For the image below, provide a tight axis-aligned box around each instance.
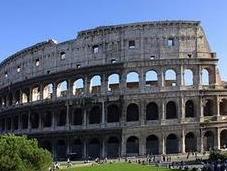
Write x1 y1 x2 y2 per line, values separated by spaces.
0 134 52 171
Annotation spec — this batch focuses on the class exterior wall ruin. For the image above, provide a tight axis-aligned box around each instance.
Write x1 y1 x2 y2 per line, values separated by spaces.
0 20 227 160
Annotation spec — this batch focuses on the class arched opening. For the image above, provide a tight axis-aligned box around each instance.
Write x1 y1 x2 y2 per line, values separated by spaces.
15 90 20 104
21 113 28 129
126 136 139 155
56 140 67 160
40 140 52 153
32 86 40 101
126 103 139 122
202 69 209 85
73 78 84 95
220 130 227 149
89 105 101 124
146 102 159 120
166 101 177 119
56 109 66 126
165 69 176 87
107 104 120 123
203 99 214 116
203 131 214 151
185 132 197 152
72 108 83 125
57 81 68 97
185 100 195 117
71 139 83 159
184 69 193 86
166 134 179 154
43 111 52 128
87 138 100 159
126 72 139 89
106 137 120 158
90 75 101 93
146 135 159 155
220 99 227 115
8 93 13 106
145 70 158 87
30 112 39 129
108 74 120 91
12 115 19 131
43 83 53 99
6 117 11 130
22 89 29 103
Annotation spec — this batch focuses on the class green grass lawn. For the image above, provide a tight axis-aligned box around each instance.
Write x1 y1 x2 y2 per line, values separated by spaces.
61 163 180 171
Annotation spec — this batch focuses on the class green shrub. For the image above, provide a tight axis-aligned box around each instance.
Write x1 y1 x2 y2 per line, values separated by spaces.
0 134 52 171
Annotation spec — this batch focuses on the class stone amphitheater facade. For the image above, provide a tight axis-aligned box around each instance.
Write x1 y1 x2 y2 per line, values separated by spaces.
0 20 227 160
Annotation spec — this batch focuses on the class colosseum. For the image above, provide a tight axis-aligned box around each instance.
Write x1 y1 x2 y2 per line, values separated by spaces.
0 20 227 160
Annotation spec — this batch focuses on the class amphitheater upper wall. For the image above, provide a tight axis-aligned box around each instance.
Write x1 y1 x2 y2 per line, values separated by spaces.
0 21 214 89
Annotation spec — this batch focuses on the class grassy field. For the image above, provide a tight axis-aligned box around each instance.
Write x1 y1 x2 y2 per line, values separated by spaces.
61 163 180 171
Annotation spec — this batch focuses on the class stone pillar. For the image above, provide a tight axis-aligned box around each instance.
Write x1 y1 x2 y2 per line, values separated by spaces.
121 135 126 157
28 110 31 131
101 74 108 95
216 96 220 120
101 101 105 127
140 100 145 126
52 82 57 100
181 128 185 153
66 103 70 129
139 70 145 92
68 79 73 97
83 139 87 159
40 84 43 100
139 136 145 155
177 65 184 86
160 134 166 154
84 76 89 94
39 112 42 130
18 113 22 131
217 128 221 150
199 97 204 122
200 130 204 153
180 96 185 122
158 69 164 88
83 108 87 128
102 139 105 158
161 100 165 124
119 73 126 93
52 110 55 131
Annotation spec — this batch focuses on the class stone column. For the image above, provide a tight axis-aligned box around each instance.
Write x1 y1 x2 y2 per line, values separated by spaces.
40 84 43 100
101 139 105 158
161 100 165 124
160 134 166 155
139 70 145 92
158 68 164 88
83 108 87 128
180 96 185 122
52 110 55 131
216 96 220 121
39 112 42 130
140 100 145 126
28 110 31 131
119 73 126 93
66 103 70 129
52 82 57 100
101 101 105 127
83 139 87 159
217 128 221 150
121 135 126 157
199 97 204 122
139 136 145 156
68 79 74 97
181 128 185 153
101 74 108 95
200 130 204 153
177 65 184 86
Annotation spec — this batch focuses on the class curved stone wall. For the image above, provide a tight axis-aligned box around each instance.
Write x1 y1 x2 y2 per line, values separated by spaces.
0 21 226 160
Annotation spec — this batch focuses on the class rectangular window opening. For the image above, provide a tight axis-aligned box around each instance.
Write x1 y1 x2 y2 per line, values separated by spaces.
167 38 174 47
129 40 135 49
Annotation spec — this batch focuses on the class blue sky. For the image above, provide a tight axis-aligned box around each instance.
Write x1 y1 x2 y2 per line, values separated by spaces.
0 0 227 80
